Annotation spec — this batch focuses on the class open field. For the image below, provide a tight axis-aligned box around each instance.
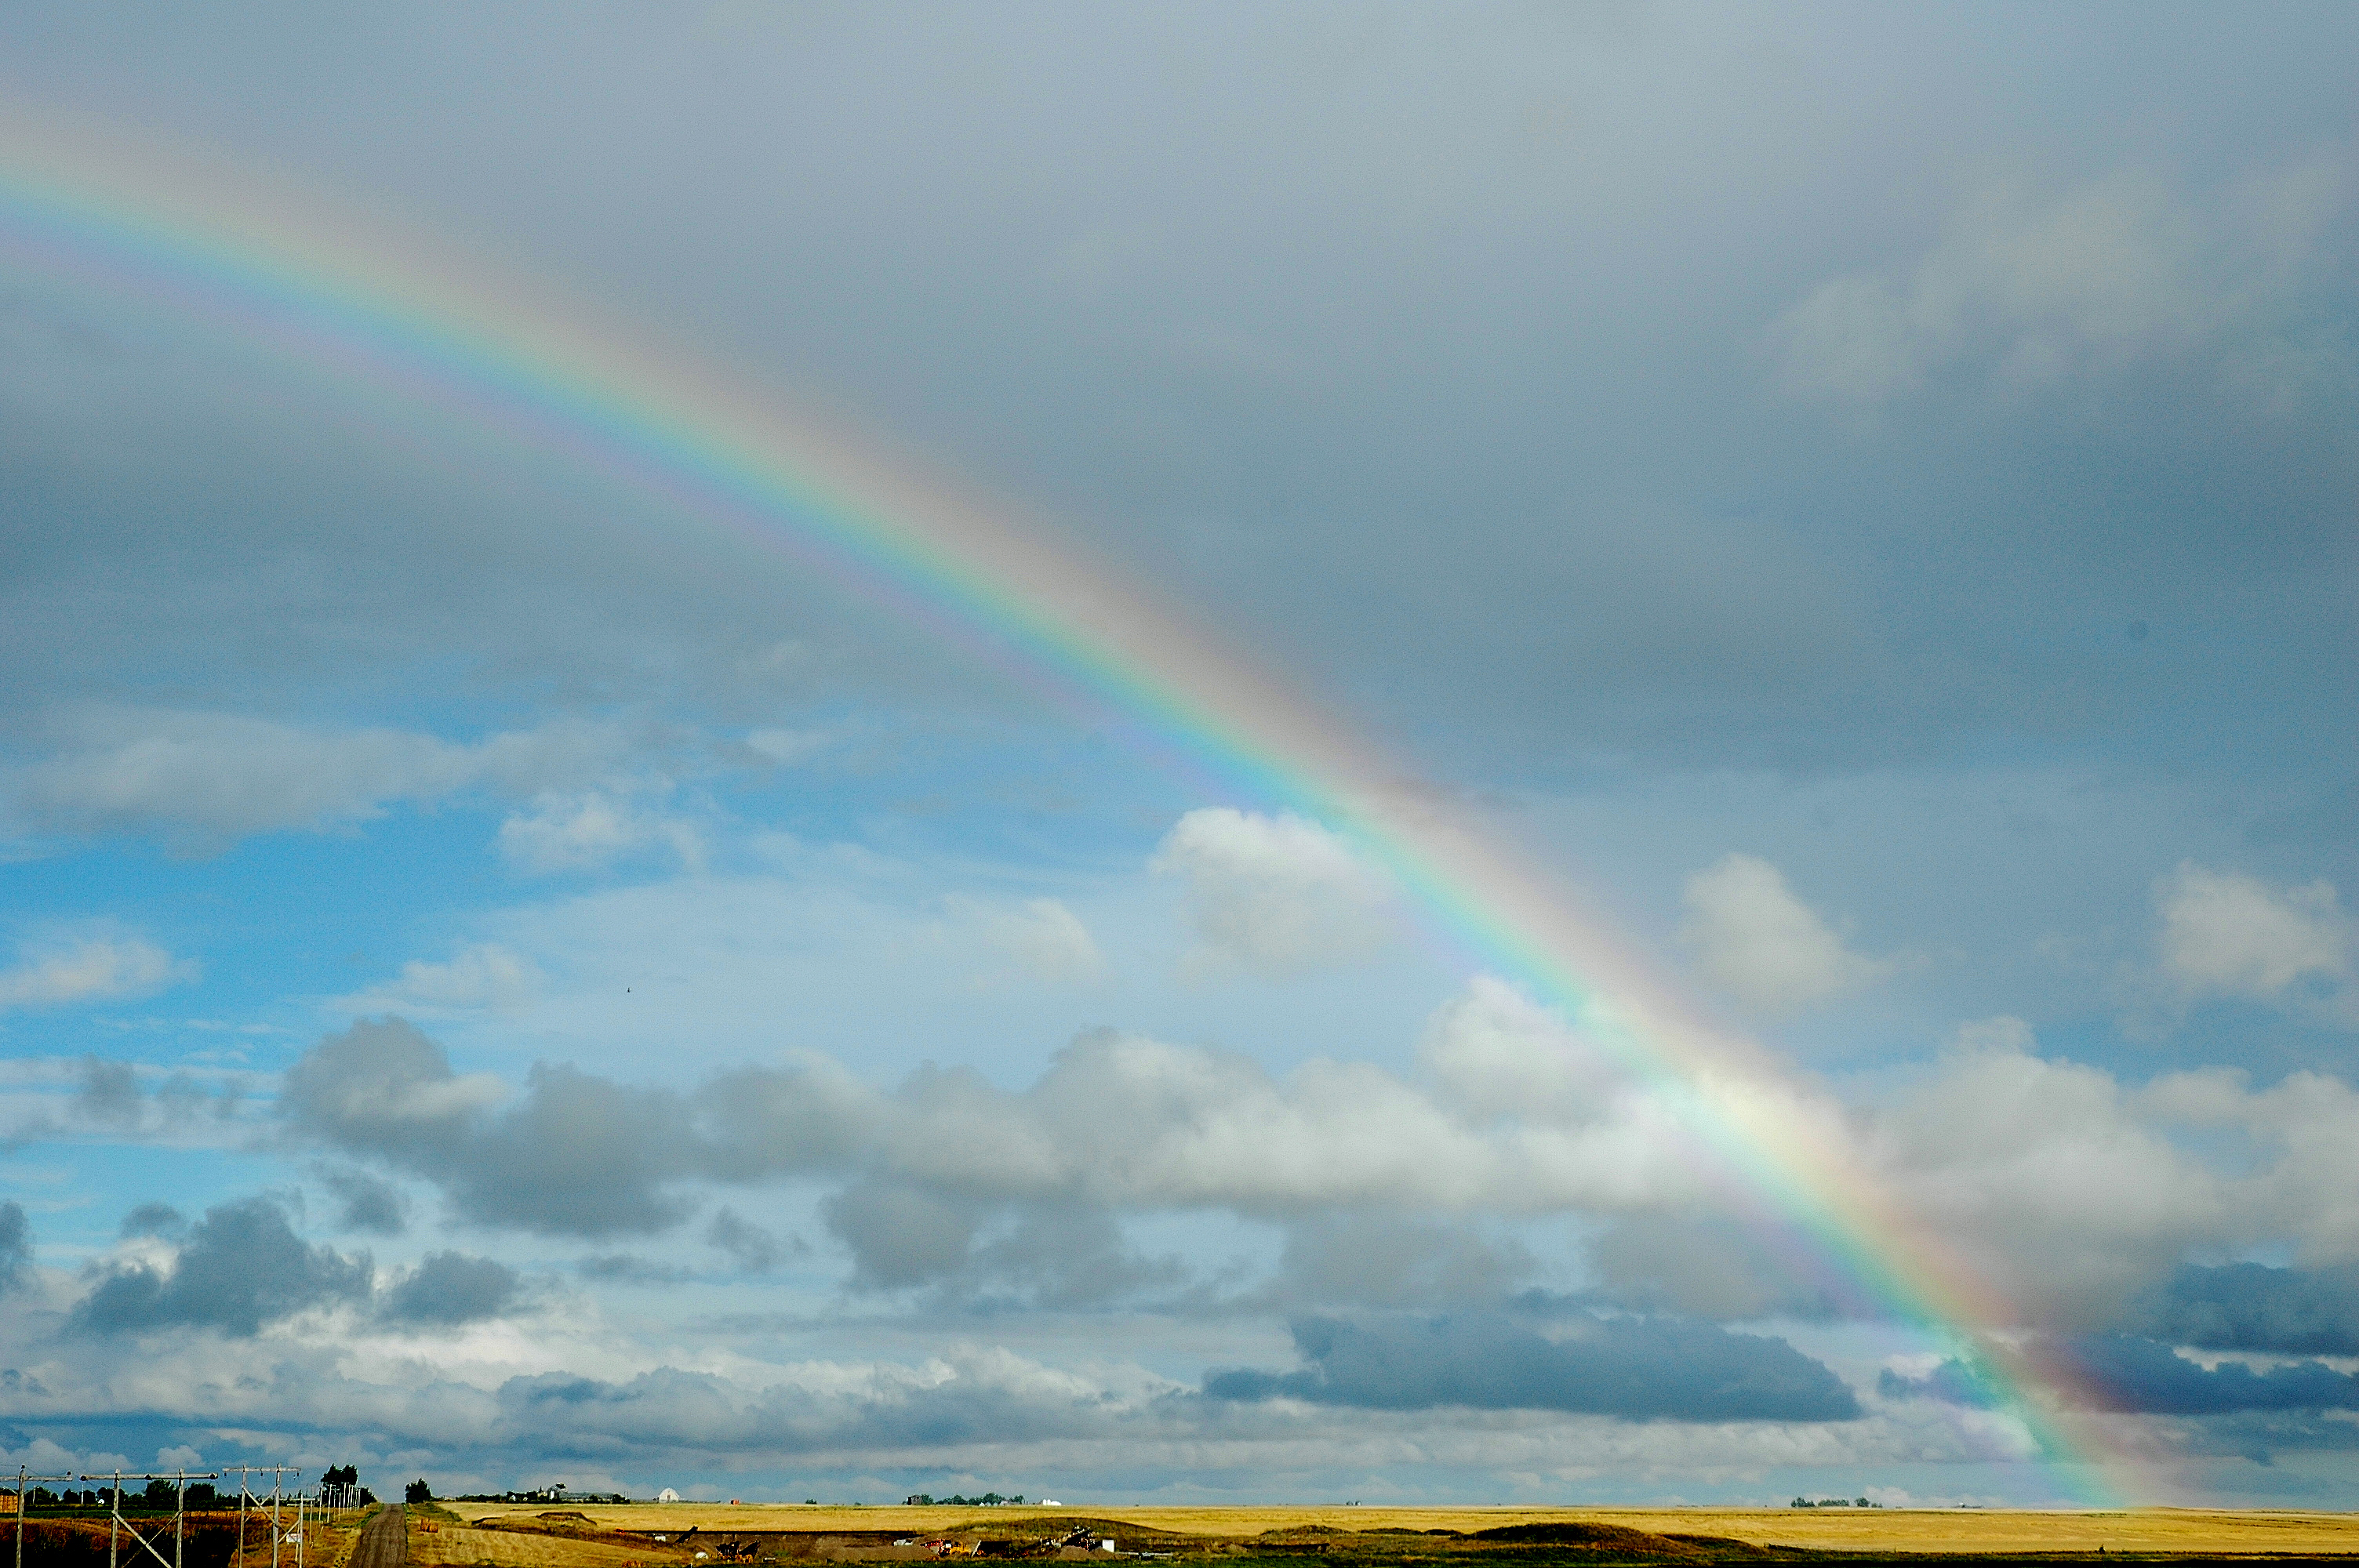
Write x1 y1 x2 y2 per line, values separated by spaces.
486 1503 2359 1557
413 1523 667 1568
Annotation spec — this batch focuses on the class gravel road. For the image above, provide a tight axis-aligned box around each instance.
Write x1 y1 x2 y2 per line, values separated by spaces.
349 1506 407 1568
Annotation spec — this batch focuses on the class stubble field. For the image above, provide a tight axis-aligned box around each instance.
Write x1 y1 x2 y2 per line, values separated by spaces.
478 1502 2359 1557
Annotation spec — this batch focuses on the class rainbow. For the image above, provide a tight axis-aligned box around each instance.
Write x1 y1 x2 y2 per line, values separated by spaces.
1 108 2131 1501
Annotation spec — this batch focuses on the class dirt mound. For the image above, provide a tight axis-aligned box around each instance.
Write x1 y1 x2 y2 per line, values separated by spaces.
1466 1523 1746 1558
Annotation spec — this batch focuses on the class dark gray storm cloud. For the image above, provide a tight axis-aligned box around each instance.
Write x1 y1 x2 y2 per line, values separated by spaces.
2062 1337 2359 1415
0 1200 28 1293
320 1167 407 1236
2123 1264 2359 1357
119 1202 185 1238
1203 1311 1859 1422
1888 1338 2359 1415
380 1250 520 1326
72 1196 370 1336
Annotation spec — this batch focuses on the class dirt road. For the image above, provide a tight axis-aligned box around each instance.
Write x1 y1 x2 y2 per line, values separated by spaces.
350 1505 406 1568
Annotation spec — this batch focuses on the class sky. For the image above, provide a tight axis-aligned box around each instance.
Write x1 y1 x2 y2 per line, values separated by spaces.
1 0 2355 1512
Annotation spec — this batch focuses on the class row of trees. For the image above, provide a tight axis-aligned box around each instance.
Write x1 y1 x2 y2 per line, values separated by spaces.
24 1483 220 1511
903 1494 1026 1507
24 1468 381 1512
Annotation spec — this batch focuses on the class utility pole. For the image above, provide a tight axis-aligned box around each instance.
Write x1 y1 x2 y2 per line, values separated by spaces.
13 1465 75 1568
78 1471 217 1568
226 1466 292 1568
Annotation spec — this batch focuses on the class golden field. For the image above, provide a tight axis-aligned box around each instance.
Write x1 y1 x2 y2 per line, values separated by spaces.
493 1502 2359 1555
414 1520 665 1568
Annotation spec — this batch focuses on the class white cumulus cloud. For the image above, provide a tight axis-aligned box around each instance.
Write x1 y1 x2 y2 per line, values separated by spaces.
0 933 198 1011
497 790 703 875
940 895 1107 986
2154 862 2354 1026
1681 853 1890 1014
1150 808 1395 978
339 944 546 1014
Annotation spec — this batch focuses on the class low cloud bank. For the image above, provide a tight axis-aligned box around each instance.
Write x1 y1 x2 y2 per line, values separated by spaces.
1883 1336 2359 1415
272 996 2359 1334
1205 1311 1859 1421
2123 1262 2359 1356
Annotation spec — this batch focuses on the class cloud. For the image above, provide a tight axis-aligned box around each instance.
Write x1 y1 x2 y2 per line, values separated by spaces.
743 728 830 766
822 1191 1180 1308
72 1055 145 1127
2122 1263 2359 1356
482 1350 1134 1459
71 1196 371 1337
272 1002 2359 1326
19 1056 244 1148
497 790 703 875
0 934 197 1010
338 944 546 1013
1268 1214 1534 1309
277 1016 510 1160
1680 853 1889 1014
8 710 631 844
1877 1359 1998 1408
1892 1338 2359 1415
1151 809 1395 978
284 1006 1681 1258
2154 863 2354 1026
1771 161 2352 401
0 1202 28 1294
380 1250 521 1326
705 1207 788 1274
120 1203 186 1239
319 1167 407 1236
823 1180 983 1290
940 895 1107 985
281 1018 696 1236
1587 1214 1848 1323
1204 1312 1860 1422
